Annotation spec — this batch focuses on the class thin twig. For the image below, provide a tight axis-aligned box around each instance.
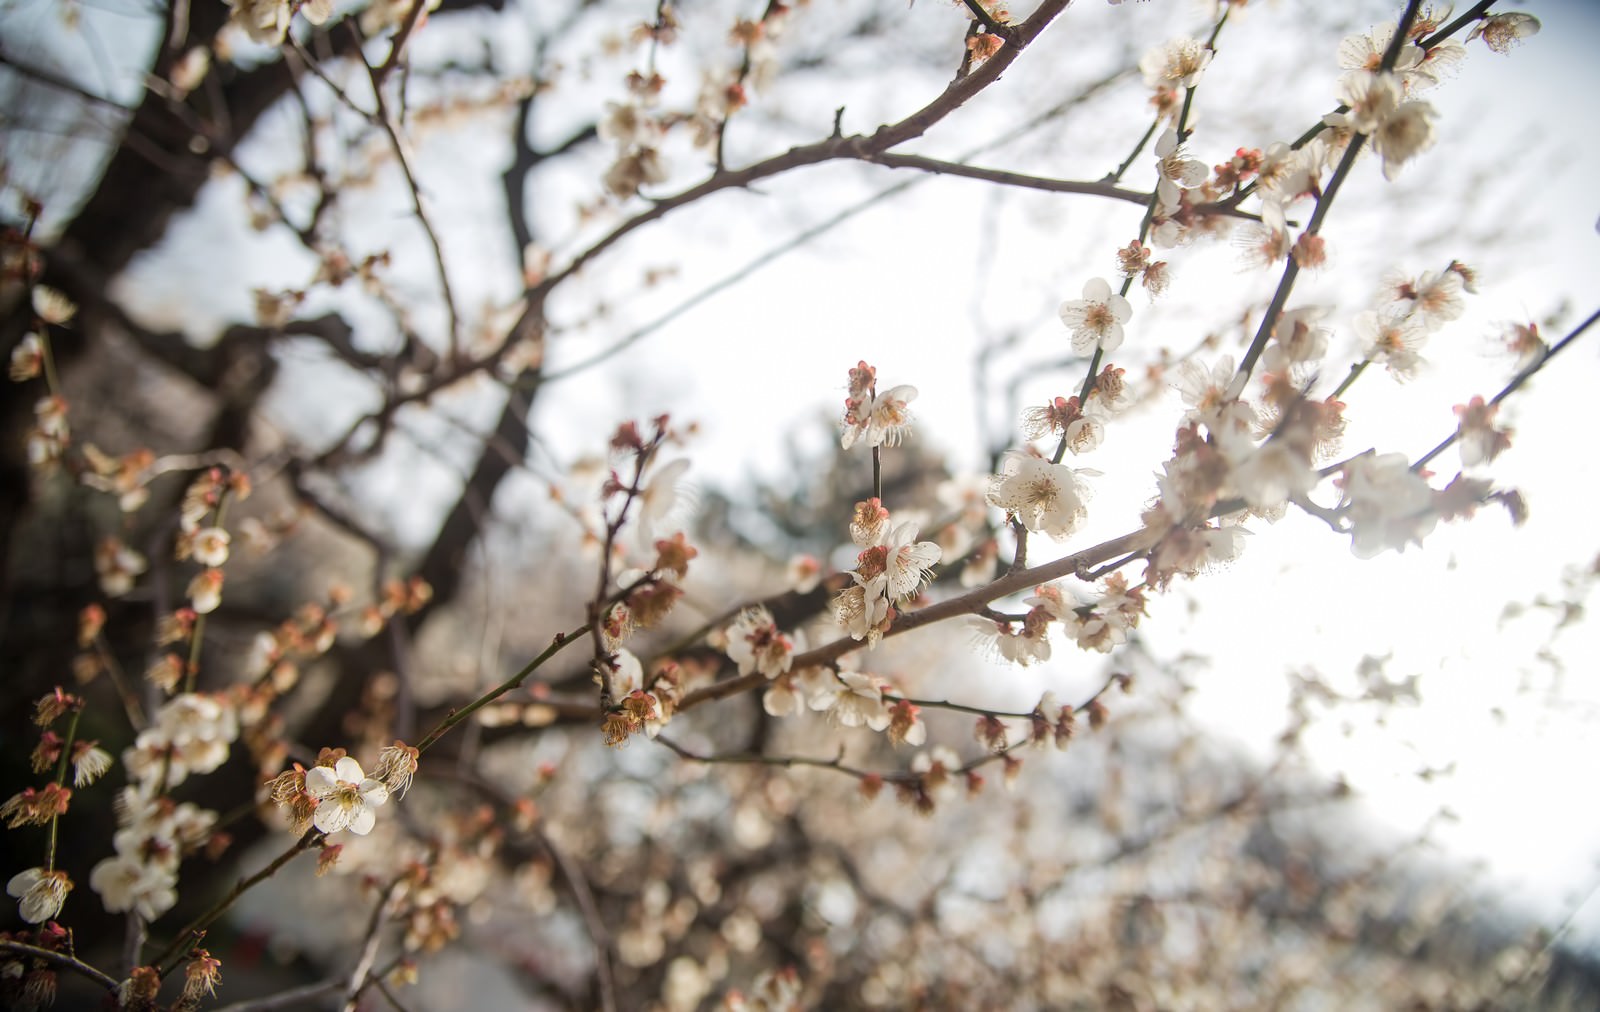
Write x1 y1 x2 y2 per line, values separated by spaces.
1412 306 1600 471
355 26 464 363
0 940 118 992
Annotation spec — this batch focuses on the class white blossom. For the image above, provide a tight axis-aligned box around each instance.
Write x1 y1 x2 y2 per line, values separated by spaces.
8 867 70 923
90 854 176 921
30 285 77 325
841 384 917 450
1340 452 1437 558
305 756 390 836
638 458 692 543
122 693 238 789
1372 98 1437 179
1140 37 1212 89
725 606 795 679
1059 278 1132 355
1467 13 1540 55
191 527 231 567
810 670 891 731
986 453 1090 540
1155 128 1207 207
1354 310 1427 379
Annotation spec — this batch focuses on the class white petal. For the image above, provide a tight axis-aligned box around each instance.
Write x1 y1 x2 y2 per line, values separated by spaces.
304 765 337 799
313 801 351 834
332 756 365 783
8 869 40 896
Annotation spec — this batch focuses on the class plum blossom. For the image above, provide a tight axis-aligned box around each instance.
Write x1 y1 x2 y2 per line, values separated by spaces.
1328 70 1402 135
835 507 940 645
970 614 1052 666
911 746 967 798
227 0 332 45
1340 452 1437 558
1234 200 1292 270
1371 97 1437 179
90 854 177 921
841 382 917 450
763 663 835 717
599 101 656 148
95 537 147 598
1262 307 1331 374
1379 269 1464 332
9 333 43 381
1468 13 1540 54
8 867 71 923
373 741 421 799
833 582 890 645
89 783 215 920
810 670 892 731
1139 37 1212 90
1336 23 1423 76
1227 439 1318 513
859 520 941 601
305 756 390 835
1059 278 1132 355
31 285 77 325
1154 129 1207 208
1059 607 1126 654
1354 310 1427 379
1255 142 1321 206
786 554 823 593
122 693 238 789
1031 691 1076 751
603 146 670 199
188 567 224 614
725 606 794 679
638 458 691 543
190 527 231 567
887 699 927 747
1325 70 1437 178
71 741 114 787
1453 396 1513 466
600 648 673 742
28 395 69 467
1024 394 1113 455
1172 355 1241 430
1406 40 1467 93
986 453 1090 540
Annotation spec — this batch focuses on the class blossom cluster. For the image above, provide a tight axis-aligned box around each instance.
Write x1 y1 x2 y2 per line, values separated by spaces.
832 499 941 646
265 743 417 838
762 661 913 745
599 4 793 198
1354 265 1469 380
840 361 917 450
726 605 796 680
10 287 75 471
972 577 1148 666
90 785 217 921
